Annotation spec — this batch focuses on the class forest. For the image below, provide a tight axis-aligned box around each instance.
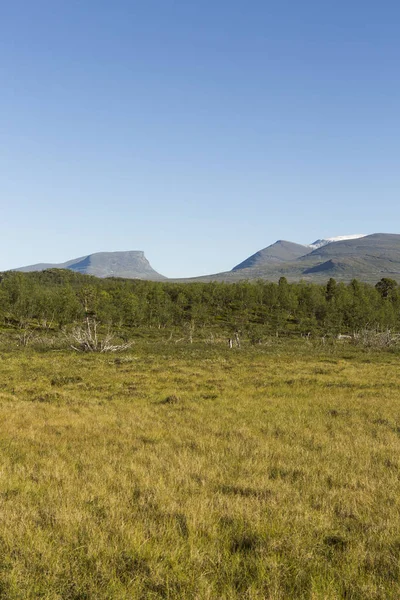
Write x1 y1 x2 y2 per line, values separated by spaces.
0 269 399 342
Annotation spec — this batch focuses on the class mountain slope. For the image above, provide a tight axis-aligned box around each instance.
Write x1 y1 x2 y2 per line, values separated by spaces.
305 233 400 260
179 233 400 284
240 233 400 282
309 234 367 250
232 240 311 270
13 233 400 284
297 234 400 281
14 251 166 280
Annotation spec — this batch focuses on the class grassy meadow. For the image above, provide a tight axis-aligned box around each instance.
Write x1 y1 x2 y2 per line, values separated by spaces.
0 340 399 598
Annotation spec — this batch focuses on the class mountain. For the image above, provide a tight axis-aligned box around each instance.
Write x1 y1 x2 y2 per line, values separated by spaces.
179 233 400 284
227 233 400 283
14 251 166 280
232 240 310 270
231 235 370 274
13 233 400 284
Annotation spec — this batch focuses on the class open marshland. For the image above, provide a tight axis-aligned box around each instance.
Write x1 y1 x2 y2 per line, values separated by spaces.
0 342 399 599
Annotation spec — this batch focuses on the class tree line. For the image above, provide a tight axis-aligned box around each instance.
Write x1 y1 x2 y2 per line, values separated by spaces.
0 269 399 338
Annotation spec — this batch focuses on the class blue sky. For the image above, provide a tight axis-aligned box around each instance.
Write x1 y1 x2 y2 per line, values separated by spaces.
1 0 399 277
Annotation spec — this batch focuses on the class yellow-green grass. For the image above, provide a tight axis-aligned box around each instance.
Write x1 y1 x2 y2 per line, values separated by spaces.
0 344 399 598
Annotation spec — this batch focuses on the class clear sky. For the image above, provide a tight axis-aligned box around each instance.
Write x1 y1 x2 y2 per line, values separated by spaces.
1 1 399 277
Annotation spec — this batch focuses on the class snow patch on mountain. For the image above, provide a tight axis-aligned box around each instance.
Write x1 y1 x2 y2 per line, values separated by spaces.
309 234 367 250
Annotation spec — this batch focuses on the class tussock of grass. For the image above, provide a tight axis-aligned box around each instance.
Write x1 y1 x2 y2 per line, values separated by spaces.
0 344 399 598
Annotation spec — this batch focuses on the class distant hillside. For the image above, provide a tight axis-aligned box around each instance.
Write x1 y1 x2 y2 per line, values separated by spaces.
259 233 400 283
232 240 311 270
178 233 400 284
14 251 166 281
309 234 366 250
12 233 400 284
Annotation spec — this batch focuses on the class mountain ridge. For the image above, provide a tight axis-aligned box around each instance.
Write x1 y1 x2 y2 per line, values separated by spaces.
232 240 310 270
177 233 400 284
308 234 367 250
11 233 400 284
14 251 166 281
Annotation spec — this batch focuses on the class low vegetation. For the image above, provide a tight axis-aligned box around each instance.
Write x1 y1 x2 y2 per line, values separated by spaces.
0 272 399 597
1 270 400 342
0 340 399 598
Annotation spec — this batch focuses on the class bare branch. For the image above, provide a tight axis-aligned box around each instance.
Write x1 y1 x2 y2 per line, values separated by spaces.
69 318 133 353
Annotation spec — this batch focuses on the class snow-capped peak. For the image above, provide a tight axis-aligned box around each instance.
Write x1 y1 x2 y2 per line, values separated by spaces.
309 234 367 250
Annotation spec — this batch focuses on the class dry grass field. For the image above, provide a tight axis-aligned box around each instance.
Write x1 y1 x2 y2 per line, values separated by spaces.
0 341 399 598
